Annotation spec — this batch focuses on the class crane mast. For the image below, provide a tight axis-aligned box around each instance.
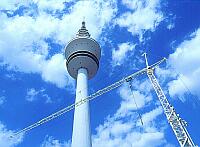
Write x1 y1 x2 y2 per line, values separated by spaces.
143 53 196 147
11 54 196 147
12 58 166 137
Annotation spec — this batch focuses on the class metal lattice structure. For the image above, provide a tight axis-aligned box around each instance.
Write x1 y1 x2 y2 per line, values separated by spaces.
11 54 197 147
143 53 196 147
12 58 165 137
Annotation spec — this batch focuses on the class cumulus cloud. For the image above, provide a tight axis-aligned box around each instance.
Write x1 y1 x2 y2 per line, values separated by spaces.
41 54 69 88
141 106 163 126
0 13 68 88
92 80 168 147
35 67 169 147
0 122 23 147
26 88 52 103
0 0 117 88
26 88 40 102
116 84 152 117
0 1 172 146
93 108 166 147
34 0 72 12
167 28 200 100
0 96 6 105
111 0 164 68
116 0 163 41
41 136 70 147
0 0 29 10
112 42 135 66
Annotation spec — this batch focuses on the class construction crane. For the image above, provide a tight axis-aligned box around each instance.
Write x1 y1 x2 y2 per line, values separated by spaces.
143 53 196 147
11 57 165 137
11 54 196 146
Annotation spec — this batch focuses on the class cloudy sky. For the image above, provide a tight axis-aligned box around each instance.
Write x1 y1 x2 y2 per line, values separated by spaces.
0 0 200 146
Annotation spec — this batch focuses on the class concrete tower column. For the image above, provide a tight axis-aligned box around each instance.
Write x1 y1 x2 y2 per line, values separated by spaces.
72 68 91 147
65 21 101 147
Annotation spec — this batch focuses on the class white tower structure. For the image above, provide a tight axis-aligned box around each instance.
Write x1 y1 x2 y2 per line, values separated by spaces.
65 21 101 147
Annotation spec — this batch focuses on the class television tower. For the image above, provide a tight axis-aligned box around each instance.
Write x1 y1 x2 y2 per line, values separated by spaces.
65 21 101 147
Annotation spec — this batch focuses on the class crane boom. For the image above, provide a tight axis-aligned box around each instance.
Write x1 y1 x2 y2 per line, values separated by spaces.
11 57 166 137
143 53 196 147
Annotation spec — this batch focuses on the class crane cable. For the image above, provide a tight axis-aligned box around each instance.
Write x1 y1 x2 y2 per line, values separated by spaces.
10 58 166 138
10 69 145 138
126 78 144 126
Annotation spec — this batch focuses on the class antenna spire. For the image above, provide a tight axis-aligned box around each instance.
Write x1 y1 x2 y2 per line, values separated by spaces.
82 17 85 28
77 19 90 38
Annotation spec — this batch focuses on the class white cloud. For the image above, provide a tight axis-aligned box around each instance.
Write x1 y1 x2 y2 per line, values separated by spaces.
55 0 117 43
0 0 71 11
110 121 133 137
167 23 175 30
33 73 169 147
93 107 166 147
167 75 190 102
41 54 70 88
155 67 176 83
126 132 165 147
26 88 52 103
0 0 117 88
112 42 135 66
0 96 6 105
116 0 163 41
167 28 200 99
0 14 66 88
92 80 168 147
0 1 172 146
34 0 72 12
0 122 23 147
0 0 29 10
41 136 70 147
141 106 163 126
26 88 39 102
116 84 152 117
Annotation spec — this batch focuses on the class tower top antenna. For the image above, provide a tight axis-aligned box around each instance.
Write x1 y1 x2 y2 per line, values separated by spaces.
77 20 90 38
82 16 85 27
65 21 101 79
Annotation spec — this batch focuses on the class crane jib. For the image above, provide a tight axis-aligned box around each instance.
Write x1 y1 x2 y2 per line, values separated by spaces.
11 56 197 147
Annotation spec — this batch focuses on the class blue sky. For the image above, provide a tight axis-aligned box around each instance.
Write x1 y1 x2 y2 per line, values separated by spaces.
0 0 200 146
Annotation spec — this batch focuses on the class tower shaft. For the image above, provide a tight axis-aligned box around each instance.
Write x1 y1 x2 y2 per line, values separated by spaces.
72 68 92 147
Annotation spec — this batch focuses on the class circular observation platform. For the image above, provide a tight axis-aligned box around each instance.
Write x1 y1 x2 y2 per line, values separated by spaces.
65 22 101 79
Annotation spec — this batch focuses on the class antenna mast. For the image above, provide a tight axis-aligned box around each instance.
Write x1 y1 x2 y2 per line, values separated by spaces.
143 53 196 147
